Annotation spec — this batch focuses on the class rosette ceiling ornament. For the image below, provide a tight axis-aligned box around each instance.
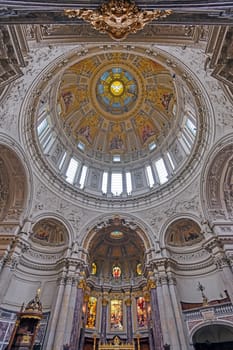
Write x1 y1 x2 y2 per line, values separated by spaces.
64 0 172 41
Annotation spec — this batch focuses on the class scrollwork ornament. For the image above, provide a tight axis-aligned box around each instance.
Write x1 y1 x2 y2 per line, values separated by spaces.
64 1 172 41
78 278 86 290
147 277 156 290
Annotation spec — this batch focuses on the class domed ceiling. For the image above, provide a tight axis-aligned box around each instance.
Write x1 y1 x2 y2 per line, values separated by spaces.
23 45 210 202
57 51 176 159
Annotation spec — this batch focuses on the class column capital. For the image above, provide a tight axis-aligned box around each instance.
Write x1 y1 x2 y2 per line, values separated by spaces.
168 276 177 285
160 275 168 285
57 276 66 285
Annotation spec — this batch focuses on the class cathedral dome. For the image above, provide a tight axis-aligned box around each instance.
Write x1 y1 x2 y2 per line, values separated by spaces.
23 45 211 204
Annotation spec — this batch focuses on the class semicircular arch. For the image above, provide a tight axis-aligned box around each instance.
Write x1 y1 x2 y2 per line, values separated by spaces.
80 213 154 253
201 134 233 222
0 135 33 224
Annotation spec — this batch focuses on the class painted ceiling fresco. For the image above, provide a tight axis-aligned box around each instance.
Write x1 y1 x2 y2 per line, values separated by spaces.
31 219 68 246
166 218 203 247
57 51 176 157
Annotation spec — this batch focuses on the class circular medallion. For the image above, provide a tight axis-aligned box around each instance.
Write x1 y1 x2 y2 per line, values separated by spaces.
94 66 140 118
110 80 124 96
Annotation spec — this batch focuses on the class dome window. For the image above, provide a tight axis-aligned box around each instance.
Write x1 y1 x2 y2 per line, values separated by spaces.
79 165 88 189
113 155 121 162
126 172 132 194
77 141 85 151
146 165 155 187
155 158 168 185
149 142 156 151
66 158 79 184
102 171 108 194
111 173 123 195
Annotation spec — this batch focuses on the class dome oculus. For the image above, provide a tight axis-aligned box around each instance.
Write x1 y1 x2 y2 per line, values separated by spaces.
96 67 138 114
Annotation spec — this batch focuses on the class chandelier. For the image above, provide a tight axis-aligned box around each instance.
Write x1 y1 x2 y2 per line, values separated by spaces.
64 0 172 41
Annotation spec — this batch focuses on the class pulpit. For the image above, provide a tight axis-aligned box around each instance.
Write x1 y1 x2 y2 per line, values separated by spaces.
6 290 43 350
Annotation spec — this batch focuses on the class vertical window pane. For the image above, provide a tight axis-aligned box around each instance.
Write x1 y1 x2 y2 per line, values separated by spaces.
167 152 175 170
186 118 196 135
102 172 108 194
59 152 66 170
111 173 123 195
79 165 88 189
86 297 97 329
182 132 192 149
155 158 168 184
137 297 148 328
126 172 132 194
37 118 48 137
110 300 123 331
66 158 79 184
146 165 155 187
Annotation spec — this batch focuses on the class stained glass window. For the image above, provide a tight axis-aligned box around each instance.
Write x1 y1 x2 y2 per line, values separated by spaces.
112 265 121 279
110 230 123 239
86 297 97 329
136 297 147 328
110 300 123 331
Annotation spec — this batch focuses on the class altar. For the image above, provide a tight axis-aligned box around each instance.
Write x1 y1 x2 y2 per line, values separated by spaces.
98 336 135 350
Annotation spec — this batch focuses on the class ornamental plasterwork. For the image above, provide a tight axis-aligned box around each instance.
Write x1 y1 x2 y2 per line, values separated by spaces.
33 180 91 234
25 249 64 262
64 1 172 41
139 179 201 233
169 249 209 263
27 23 208 45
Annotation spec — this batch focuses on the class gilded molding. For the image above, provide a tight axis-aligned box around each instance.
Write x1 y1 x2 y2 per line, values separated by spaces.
64 1 172 41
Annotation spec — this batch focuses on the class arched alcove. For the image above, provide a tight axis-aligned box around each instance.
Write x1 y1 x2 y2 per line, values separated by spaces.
202 139 233 221
193 324 233 350
31 218 69 247
0 144 28 223
165 218 203 247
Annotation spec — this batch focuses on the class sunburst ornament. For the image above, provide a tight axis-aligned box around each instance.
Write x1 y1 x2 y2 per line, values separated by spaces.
64 0 172 41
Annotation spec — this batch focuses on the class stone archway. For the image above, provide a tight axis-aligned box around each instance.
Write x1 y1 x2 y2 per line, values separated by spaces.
193 324 233 350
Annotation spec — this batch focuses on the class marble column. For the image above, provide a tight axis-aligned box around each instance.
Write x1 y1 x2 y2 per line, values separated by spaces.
144 291 154 350
79 293 89 350
53 275 73 349
63 277 78 344
125 292 133 343
69 281 85 350
149 282 164 350
46 276 65 349
161 276 180 350
219 258 233 303
100 292 108 343
0 261 13 303
0 228 30 303
168 276 191 350
156 278 170 346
